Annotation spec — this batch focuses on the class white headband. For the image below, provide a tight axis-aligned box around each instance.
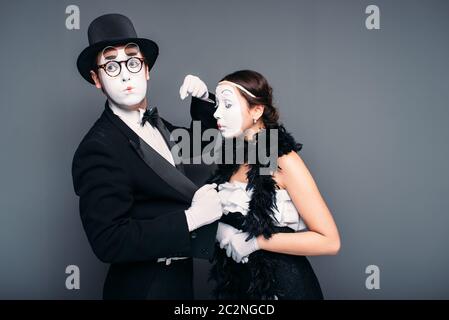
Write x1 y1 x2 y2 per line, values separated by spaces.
218 80 258 98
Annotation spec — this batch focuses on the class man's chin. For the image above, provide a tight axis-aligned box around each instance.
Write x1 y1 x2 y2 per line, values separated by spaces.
111 95 146 109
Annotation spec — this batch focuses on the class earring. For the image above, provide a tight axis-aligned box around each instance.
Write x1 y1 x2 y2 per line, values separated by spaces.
253 118 257 124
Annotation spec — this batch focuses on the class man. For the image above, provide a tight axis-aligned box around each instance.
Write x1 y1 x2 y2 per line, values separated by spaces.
72 13 220 299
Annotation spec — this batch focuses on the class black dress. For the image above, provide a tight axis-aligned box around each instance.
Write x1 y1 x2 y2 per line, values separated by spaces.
207 125 324 300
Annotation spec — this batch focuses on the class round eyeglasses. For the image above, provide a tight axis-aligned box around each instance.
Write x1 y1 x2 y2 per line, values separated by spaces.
96 56 146 77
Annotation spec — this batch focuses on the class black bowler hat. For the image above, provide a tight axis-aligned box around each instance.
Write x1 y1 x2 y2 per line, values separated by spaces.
76 13 159 84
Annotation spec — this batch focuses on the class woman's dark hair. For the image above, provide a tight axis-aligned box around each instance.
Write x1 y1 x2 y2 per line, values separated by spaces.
220 70 280 129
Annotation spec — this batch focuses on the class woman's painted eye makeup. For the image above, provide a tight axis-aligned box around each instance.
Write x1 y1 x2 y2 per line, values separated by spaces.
224 100 232 108
214 99 232 109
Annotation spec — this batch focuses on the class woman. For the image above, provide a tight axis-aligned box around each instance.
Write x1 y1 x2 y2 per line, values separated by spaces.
207 70 340 300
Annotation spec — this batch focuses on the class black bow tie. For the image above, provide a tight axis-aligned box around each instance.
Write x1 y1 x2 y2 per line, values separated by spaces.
141 106 160 127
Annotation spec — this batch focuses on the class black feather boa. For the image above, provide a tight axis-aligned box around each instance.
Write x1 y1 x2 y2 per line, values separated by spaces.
207 124 303 299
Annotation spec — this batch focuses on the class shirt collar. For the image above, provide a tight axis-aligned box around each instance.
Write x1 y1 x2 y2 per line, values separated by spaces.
108 99 147 125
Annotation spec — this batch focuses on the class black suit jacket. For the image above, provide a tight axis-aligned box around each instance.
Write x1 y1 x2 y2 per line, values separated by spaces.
72 95 217 299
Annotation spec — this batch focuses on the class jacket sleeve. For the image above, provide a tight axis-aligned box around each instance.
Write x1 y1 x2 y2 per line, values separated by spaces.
157 94 219 260
190 93 217 130
72 138 192 264
162 93 218 158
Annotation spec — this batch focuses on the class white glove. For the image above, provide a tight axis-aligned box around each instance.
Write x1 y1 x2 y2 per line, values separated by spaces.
216 222 242 249
226 232 260 263
185 183 222 231
179 74 209 100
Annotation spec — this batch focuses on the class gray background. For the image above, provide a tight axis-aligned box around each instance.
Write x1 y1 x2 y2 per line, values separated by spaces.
0 0 448 299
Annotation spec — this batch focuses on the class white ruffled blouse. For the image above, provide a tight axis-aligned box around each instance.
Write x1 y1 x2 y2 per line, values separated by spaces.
217 181 307 232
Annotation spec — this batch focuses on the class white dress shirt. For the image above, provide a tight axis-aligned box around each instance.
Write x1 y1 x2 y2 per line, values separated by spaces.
108 100 176 166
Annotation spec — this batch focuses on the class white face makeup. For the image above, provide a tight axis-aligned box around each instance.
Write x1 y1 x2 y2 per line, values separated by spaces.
213 84 244 138
97 43 147 110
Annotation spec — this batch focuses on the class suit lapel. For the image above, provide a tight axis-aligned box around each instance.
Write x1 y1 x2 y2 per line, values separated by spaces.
154 117 186 174
103 101 197 202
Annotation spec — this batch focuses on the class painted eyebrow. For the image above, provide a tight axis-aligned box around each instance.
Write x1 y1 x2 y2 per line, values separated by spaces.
124 48 139 56
216 89 234 98
103 51 139 61
103 52 118 60
101 46 118 59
